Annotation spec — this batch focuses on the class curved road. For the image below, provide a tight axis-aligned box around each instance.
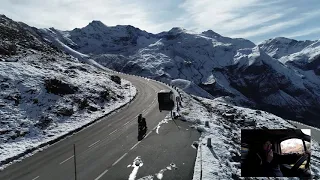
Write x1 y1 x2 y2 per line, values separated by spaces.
0 73 200 180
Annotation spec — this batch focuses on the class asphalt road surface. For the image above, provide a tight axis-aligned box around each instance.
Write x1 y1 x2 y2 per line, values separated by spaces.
0 74 200 180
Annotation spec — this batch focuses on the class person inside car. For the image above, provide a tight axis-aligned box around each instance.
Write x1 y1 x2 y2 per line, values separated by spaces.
256 140 310 177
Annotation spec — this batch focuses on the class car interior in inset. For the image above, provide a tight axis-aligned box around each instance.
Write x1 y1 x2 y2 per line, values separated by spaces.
241 129 311 178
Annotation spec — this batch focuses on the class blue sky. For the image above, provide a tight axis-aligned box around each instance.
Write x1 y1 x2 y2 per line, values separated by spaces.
1 0 320 43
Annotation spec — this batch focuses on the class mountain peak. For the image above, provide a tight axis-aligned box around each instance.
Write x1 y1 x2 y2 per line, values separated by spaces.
259 37 316 58
269 37 296 44
87 20 106 28
201 30 221 37
168 27 186 34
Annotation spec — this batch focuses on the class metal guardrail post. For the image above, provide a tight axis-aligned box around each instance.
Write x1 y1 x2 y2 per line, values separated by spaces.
207 138 212 148
200 144 202 180
205 121 209 128
74 144 77 180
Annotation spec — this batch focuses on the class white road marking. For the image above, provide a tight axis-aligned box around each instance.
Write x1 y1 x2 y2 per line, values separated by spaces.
130 141 141 151
94 169 109 180
144 130 153 139
109 129 118 136
112 153 128 166
144 109 151 115
124 121 131 126
31 176 39 180
133 113 140 119
88 140 100 148
59 155 74 165
93 85 166 180
141 108 147 114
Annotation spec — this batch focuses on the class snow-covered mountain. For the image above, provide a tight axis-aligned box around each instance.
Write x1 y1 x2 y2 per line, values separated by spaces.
259 37 320 76
40 21 320 127
278 40 320 75
215 46 320 125
2 14 320 180
54 20 157 55
0 15 56 58
258 37 320 124
258 37 315 59
0 15 135 166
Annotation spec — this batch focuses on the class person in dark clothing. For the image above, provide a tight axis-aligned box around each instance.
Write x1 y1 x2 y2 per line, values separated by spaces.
137 114 147 140
141 117 147 131
242 140 309 177
257 140 308 177
138 114 143 124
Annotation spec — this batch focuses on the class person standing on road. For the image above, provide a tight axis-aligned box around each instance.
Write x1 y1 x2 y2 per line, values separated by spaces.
142 117 147 132
176 96 182 106
137 114 147 140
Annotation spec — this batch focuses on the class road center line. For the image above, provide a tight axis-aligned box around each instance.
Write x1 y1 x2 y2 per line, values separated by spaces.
141 108 147 114
95 152 128 180
109 129 118 136
144 130 153 139
112 153 128 166
94 106 168 180
31 176 39 180
88 140 101 148
151 98 156 104
130 141 141 151
124 121 131 126
59 155 74 165
94 169 108 180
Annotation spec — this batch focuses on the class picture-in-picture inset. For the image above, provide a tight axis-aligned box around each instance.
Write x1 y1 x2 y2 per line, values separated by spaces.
241 129 311 178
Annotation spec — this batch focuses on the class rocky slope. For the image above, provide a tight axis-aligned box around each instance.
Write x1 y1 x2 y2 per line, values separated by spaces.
40 20 320 127
213 46 320 127
0 15 135 166
258 37 315 59
259 37 320 75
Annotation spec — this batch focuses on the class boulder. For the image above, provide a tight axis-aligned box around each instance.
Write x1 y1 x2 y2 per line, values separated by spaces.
44 78 78 95
110 75 121 84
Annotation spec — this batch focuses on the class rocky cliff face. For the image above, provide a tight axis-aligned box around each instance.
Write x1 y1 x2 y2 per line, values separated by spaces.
0 15 57 58
212 47 320 127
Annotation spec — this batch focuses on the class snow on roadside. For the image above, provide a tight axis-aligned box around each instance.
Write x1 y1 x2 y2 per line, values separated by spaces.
174 90 320 179
156 116 171 134
0 53 136 170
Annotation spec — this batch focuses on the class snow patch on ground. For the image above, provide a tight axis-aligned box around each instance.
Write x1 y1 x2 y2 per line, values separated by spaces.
155 163 177 180
0 53 136 170
173 90 320 179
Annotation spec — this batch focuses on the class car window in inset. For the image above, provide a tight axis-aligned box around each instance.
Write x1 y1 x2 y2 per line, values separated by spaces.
281 138 304 154
281 138 307 169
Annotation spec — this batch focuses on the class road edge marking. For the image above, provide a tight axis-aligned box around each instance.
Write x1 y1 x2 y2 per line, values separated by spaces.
94 169 109 180
112 153 128 166
59 155 74 165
